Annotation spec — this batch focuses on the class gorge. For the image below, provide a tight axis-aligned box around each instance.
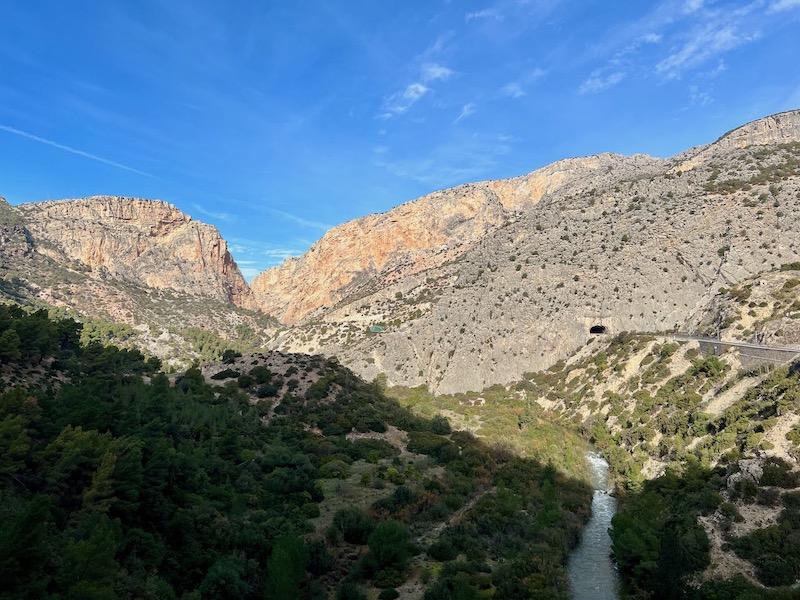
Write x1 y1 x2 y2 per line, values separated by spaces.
2 109 800 598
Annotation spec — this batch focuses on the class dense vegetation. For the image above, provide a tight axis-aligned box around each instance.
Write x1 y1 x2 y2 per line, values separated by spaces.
611 457 800 599
0 305 591 599
611 461 720 599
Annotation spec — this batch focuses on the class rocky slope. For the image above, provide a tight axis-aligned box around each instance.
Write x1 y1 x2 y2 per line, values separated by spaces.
262 110 800 394
250 153 664 324
17 196 253 307
0 195 269 368
687 268 800 347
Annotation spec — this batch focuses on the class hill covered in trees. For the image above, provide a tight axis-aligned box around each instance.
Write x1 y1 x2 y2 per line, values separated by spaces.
0 305 591 599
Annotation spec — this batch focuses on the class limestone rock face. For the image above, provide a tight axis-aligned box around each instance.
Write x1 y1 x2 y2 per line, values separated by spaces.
251 153 664 324
4 110 800 396
18 196 253 307
675 109 800 171
0 198 35 259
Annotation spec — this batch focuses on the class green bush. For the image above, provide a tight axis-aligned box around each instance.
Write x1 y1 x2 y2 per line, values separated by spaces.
760 457 799 488
430 415 452 435
428 540 458 561
755 553 796 587
211 368 240 380
332 508 375 545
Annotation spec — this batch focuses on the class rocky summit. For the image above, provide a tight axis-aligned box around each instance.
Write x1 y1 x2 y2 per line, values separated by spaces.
2 110 800 393
17 195 253 308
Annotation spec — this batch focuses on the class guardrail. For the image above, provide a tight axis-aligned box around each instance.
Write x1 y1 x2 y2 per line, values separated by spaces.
664 333 800 367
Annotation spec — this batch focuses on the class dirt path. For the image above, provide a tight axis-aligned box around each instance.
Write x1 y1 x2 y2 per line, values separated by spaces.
395 487 495 600
418 486 494 546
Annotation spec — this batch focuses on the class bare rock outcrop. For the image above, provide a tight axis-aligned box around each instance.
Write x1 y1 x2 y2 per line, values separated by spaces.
251 153 664 324
18 196 254 308
675 109 800 171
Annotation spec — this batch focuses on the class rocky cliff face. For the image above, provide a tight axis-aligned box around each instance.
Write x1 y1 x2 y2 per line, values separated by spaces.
18 196 254 308
250 153 664 324
675 109 800 171
0 197 35 259
259 109 800 394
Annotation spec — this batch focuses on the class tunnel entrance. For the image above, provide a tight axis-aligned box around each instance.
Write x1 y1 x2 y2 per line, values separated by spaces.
589 325 608 335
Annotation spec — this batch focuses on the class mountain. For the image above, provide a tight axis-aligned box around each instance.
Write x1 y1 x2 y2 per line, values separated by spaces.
2 111 799 392
258 110 800 394
2 110 800 597
0 195 270 368
249 153 663 324
16 195 253 307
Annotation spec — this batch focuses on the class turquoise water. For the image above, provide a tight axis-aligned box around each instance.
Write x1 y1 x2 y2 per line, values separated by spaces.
566 452 620 600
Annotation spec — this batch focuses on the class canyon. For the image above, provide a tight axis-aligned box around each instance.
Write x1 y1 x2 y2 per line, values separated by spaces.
1 110 800 394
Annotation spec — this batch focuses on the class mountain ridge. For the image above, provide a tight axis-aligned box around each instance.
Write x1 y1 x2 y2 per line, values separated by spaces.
2 109 800 391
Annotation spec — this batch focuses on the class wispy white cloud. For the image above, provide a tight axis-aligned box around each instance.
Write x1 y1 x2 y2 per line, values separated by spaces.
238 267 261 280
783 82 800 110
421 63 454 82
500 82 527 98
422 32 455 58
229 238 308 272
579 71 625 94
0 124 152 176
266 208 332 231
639 33 663 44
233 259 265 280
191 203 236 222
454 102 476 123
683 0 705 14
576 29 660 95
465 9 504 21
499 68 546 99
574 0 767 92
702 59 727 78
689 85 714 106
373 134 513 186
769 0 800 11
380 61 455 119
380 83 431 118
655 24 759 79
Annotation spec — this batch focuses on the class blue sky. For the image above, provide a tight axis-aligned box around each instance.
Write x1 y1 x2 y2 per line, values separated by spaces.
1 0 799 279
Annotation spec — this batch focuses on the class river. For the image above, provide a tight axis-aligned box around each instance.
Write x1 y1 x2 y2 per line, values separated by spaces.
566 451 620 600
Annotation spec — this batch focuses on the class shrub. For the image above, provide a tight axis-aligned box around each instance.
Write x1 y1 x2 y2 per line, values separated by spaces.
720 502 744 523
320 459 351 479
428 540 458 561
368 520 411 571
756 553 796 587
211 368 240 380
332 507 375 545
249 365 272 384
336 582 368 600
430 415 452 435
760 457 798 488
731 478 758 502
